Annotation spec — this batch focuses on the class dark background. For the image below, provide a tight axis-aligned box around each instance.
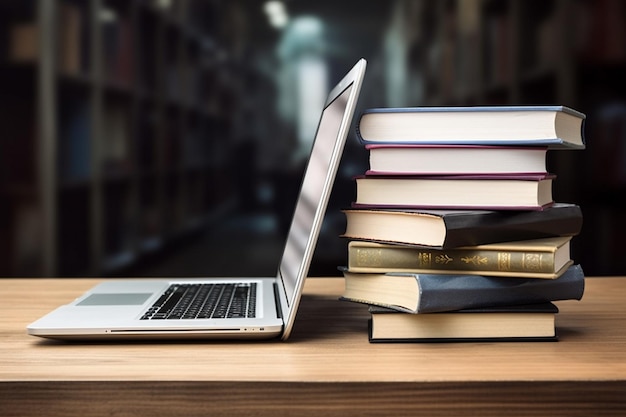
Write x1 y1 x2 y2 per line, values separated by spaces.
1 0 625 278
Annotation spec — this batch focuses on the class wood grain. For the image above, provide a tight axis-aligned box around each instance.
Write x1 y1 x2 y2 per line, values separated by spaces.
2 277 626 416
3 381 626 417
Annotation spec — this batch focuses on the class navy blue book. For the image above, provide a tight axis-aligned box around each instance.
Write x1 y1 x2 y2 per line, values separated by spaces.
341 264 585 314
355 106 585 149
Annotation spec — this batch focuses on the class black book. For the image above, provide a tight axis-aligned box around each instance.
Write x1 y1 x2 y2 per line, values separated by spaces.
368 302 559 343
342 203 582 249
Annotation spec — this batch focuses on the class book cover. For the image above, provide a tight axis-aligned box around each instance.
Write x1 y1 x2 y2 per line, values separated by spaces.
368 302 559 342
341 203 583 249
355 105 585 149
340 264 585 314
365 144 549 176
346 236 573 279
354 173 555 210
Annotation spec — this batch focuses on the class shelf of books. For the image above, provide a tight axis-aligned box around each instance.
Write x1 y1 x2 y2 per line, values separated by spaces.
0 0 237 277
399 0 626 275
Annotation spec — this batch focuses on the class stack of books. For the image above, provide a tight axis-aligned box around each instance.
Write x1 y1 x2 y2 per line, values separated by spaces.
340 106 587 342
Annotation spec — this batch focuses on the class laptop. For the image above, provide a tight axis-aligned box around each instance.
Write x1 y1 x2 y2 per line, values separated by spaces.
28 58 367 341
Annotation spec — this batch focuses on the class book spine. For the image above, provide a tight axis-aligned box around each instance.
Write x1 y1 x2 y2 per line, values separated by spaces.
349 245 560 276
354 112 367 143
414 264 585 313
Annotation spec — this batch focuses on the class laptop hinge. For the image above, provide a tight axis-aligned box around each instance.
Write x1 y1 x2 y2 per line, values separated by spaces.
273 283 283 319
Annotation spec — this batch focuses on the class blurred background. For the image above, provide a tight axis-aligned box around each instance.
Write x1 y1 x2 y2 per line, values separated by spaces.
0 0 625 279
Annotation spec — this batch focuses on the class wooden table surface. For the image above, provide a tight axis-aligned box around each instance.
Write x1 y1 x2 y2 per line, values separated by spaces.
2 276 626 416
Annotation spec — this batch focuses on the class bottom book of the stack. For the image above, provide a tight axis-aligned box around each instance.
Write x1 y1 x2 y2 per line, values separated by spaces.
341 264 585 343
368 302 559 343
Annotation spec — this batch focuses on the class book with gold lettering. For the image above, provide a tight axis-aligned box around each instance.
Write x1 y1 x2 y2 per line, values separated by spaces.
346 236 572 279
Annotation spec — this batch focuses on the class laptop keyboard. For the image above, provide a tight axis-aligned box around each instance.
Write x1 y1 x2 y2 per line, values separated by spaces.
140 283 257 320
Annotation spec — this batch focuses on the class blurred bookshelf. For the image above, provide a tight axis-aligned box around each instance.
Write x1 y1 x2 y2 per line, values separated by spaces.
2 0 626 278
400 0 626 275
0 0 238 277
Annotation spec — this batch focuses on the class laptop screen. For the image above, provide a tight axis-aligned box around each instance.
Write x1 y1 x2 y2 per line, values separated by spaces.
278 83 354 306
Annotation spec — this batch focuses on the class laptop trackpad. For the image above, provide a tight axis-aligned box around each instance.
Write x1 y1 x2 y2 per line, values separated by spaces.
77 293 152 306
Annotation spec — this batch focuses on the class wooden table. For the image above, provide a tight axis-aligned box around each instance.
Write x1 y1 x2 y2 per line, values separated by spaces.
2 277 626 416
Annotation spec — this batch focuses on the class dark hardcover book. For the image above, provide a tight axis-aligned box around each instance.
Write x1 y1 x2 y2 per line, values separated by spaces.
368 302 559 343
355 105 585 149
353 173 555 210
365 144 549 176
341 202 582 249
341 264 585 314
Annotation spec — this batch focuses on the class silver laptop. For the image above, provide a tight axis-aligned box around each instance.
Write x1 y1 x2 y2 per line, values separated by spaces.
28 58 367 341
